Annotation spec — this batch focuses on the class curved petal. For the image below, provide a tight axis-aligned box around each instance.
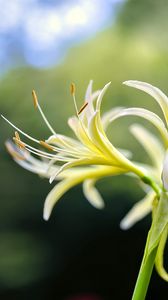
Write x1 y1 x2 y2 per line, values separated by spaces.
49 157 105 183
96 82 111 112
130 124 164 172
43 177 82 220
44 165 127 220
46 134 81 148
123 80 168 125
109 107 168 147
102 107 124 131
162 151 168 190
155 225 168 282
89 111 144 176
84 80 94 118
83 179 105 209
118 148 132 159
68 116 100 154
88 112 117 160
120 191 155 230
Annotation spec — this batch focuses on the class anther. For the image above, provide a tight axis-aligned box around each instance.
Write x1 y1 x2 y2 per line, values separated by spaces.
5 142 25 160
78 102 88 115
70 83 75 95
32 90 38 109
13 137 26 149
15 131 21 141
40 140 54 151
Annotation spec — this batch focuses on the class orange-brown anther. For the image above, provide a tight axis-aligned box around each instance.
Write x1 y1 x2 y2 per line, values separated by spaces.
13 137 26 149
15 131 21 141
5 142 25 160
40 140 54 151
32 90 38 109
70 83 75 95
78 102 88 115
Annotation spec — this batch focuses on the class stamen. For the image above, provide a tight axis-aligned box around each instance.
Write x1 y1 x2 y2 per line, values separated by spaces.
15 131 21 141
1 114 40 144
5 141 25 160
23 148 54 160
70 83 86 117
40 140 54 151
32 97 57 136
70 83 75 95
13 137 26 149
11 131 80 159
32 90 38 109
19 139 70 161
78 102 88 115
24 147 72 162
69 85 96 148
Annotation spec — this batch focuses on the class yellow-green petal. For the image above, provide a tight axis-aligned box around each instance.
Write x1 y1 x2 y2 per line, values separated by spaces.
109 107 168 147
124 80 168 126
44 165 128 220
83 179 105 209
155 224 168 282
130 124 164 172
120 191 155 230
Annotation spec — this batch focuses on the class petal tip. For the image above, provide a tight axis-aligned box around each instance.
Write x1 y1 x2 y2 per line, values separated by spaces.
119 219 131 230
106 81 111 87
43 207 50 221
122 80 135 86
49 177 54 184
94 201 105 210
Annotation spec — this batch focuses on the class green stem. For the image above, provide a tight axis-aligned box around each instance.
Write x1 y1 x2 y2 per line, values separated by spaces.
131 246 158 300
141 176 161 197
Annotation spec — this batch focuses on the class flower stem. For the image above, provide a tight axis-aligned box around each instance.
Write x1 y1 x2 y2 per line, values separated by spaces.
131 246 158 300
141 175 161 197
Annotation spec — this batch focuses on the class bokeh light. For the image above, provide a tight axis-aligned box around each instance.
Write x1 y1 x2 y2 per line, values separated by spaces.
0 0 124 71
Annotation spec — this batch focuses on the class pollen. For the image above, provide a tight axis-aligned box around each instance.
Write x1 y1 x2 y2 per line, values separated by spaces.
78 102 88 115
40 140 54 151
32 90 38 109
70 83 75 95
15 131 21 141
13 137 26 149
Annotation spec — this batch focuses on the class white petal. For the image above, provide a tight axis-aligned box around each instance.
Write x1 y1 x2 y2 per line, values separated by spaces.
120 191 155 230
68 116 100 153
83 179 105 209
46 134 81 148
88 111 141 175
88 111 116 160
130 124 164 172
16 159 48 176
49 158 95 183
43 178 80 220
162 151 168 191
44 165 129 220
102 107 124 131
118 148 132 159
123 80 168 125
109 107 168 146
96 82 111 111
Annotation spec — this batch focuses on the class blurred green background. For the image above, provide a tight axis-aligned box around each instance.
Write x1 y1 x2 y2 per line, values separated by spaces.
0 0 168 299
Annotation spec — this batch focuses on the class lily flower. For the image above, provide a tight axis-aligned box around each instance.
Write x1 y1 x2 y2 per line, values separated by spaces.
3 80 168 281
107 80 168 281
3 81 148 221
117 81 168 229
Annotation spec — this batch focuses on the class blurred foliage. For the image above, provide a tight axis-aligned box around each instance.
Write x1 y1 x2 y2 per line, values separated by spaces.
0 0 168 299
